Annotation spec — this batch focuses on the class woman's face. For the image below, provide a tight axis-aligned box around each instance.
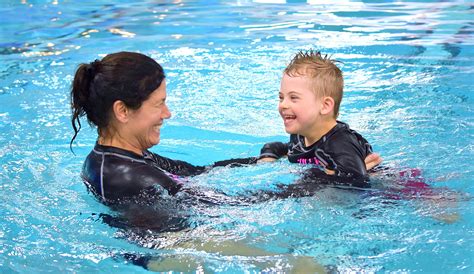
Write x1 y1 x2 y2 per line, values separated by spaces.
126 79 171 151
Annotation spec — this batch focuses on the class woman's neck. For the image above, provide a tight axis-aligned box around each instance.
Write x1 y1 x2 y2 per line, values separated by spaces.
98 133 143 156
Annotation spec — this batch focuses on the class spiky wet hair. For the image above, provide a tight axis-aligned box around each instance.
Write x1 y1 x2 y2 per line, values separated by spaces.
284 50 344 118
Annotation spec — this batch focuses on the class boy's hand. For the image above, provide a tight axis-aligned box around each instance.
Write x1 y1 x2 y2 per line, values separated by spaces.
324 168 335 175
258 157 277 163
365 153 382 170
259 142 288 161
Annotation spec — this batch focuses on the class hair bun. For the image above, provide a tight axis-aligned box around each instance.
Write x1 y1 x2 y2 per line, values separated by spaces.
86 59 101 77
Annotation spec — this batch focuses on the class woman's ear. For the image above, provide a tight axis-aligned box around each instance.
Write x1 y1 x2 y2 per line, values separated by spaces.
112 100 130 123
320 96 335 115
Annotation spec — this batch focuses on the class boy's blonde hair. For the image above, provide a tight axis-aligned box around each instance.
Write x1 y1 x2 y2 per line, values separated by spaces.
284 50 343 118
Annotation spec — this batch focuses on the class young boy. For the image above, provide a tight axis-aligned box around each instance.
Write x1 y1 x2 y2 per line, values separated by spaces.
259 50 374 179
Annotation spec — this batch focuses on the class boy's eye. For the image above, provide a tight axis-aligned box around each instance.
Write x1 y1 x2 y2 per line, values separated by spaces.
290 96 298 100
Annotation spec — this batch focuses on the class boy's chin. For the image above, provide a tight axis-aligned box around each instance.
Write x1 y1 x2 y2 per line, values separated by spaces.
284 128 298 135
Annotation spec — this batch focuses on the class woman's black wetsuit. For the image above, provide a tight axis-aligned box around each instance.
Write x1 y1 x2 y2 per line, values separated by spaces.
82 143 258 204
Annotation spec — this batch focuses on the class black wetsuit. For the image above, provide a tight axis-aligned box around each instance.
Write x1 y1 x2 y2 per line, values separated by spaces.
82 143 262 234
82 130 371 234
260 121 373 179
82 143 258 205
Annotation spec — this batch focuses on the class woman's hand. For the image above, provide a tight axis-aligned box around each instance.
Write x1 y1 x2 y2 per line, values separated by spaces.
365 153 382 170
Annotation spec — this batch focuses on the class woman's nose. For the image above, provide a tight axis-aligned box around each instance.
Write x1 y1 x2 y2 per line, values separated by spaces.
163 104 172 119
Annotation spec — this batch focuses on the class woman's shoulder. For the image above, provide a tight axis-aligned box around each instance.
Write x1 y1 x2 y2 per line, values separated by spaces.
82 144 180 203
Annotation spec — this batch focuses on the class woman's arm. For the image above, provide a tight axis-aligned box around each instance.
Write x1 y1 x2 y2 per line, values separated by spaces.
365 153 382 170
147 150 258 177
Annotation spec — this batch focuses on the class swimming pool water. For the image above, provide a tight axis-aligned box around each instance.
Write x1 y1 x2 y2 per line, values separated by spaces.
1 0 473 272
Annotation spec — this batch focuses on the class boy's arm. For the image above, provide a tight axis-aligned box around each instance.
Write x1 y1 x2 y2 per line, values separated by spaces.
323 134 370 178
325 150 368 177
257 140 382 169
325 127 381 175
258 141 289 162
325 153 381 174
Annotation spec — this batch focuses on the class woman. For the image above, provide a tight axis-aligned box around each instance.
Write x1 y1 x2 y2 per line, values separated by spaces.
71 52 261 206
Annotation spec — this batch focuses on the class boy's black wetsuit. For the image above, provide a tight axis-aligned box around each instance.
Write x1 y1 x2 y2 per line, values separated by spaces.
260 121 373 179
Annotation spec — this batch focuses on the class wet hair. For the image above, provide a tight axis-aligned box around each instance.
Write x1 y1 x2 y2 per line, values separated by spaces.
284 50 343 118
70 51 165 150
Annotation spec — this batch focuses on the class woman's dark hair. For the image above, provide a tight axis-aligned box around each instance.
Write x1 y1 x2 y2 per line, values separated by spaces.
70 51 165 151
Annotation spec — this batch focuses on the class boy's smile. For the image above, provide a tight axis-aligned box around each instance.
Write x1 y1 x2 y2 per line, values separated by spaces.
281 114 297 126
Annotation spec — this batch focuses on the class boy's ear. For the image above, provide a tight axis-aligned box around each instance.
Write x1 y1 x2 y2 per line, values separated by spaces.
320 96 335 115
112 100 130 123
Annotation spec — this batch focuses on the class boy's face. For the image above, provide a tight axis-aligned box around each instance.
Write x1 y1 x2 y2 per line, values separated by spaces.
278 73 323 136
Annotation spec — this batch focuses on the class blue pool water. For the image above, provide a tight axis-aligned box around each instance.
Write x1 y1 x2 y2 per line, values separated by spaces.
1 0 473 272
